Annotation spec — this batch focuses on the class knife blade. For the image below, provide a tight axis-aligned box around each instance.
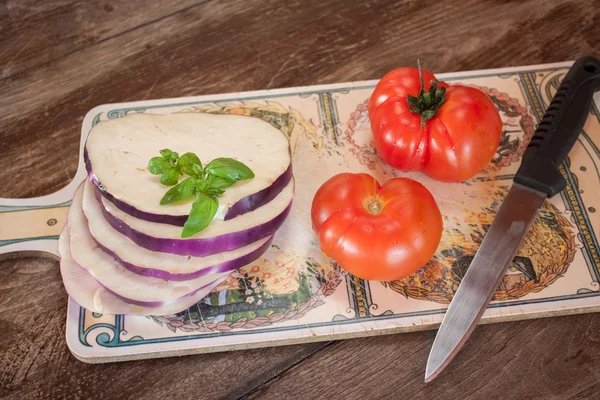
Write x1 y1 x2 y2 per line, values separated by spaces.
425 56 600 382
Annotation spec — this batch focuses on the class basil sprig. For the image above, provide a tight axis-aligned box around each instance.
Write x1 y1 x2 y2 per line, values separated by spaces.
148 149 254 238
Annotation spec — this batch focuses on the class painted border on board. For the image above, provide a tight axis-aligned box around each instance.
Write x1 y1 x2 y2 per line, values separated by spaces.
77 64 600 348
81 290 600 348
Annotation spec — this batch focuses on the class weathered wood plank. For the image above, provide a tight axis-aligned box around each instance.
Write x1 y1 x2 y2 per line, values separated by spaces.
242 315 600 399
0 0 599 398
0 0 205 79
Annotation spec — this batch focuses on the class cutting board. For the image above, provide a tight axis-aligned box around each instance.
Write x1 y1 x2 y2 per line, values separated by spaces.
1 61 599 363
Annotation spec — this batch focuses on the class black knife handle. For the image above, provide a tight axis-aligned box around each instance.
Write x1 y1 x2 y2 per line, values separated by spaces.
514 56 600 197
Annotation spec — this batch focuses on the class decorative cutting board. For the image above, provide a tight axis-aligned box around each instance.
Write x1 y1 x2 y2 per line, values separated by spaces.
1 61 599 363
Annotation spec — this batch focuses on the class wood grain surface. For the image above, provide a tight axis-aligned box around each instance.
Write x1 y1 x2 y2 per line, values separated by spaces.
1 0 599 398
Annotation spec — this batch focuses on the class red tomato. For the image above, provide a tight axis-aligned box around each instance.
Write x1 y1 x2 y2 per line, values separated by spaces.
311 173 443 281
368 66 502 182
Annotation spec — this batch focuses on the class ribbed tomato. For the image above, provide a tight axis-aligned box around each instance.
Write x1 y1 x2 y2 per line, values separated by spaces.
368 65 502 182
311 173 442 281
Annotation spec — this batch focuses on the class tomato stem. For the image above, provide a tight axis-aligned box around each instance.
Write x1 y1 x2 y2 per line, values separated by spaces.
423 92 432 107
366 198 383 215
407 59 446 127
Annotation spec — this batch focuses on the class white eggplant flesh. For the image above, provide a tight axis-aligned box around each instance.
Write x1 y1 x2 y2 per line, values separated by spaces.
90 178 294 256
85 113 291 219
82 179 273 280
58 228 226 316
67 184 231 303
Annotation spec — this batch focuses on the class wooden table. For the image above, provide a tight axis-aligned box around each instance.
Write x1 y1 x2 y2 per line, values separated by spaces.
1 0 599 398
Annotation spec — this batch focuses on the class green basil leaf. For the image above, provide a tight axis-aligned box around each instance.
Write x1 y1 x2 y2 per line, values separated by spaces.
204 158 255 182
169 151 179 161
160 149 172 159
181 193 218 238
178 153 201 176
191 163 203 178
160 167 179 186
148 157 166 175
206 174 236 190
190 178 203 191
160 177 195 205
206 188 225 197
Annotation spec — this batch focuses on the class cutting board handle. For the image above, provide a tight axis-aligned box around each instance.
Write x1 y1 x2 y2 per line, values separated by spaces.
0 176 85 261
0 105 100 261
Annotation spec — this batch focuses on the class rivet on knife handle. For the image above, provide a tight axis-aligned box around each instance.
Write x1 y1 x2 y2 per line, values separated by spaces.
514 56 600 196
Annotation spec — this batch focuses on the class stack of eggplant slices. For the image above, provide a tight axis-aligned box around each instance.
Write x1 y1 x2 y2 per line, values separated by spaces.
58 113 294 315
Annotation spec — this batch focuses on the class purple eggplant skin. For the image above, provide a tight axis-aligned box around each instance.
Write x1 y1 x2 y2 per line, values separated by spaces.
84 148 292 226
95 277 218 307
94 235 274 281
97 185 293 256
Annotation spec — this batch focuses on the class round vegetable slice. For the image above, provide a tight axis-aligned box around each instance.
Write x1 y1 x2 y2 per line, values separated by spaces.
82 180 275 280
96 238 273 281
85 113 292 222
84 178 294 256
86 151 293 225
68 184 232 304
58 228 226 316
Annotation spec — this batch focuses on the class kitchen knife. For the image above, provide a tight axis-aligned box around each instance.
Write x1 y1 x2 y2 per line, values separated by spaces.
425 56 600 382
